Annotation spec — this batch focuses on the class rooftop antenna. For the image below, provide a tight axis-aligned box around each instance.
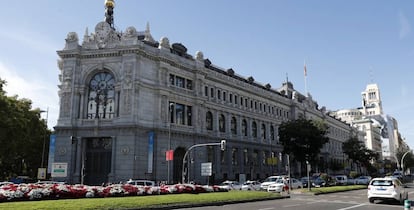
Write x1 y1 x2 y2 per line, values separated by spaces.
105 0 115 28
369 66 374 83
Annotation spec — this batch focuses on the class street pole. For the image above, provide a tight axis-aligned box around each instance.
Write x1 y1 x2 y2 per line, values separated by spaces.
401 151 410 174
306 161 311 191
182 140 226 184
287 154 290 195
168 103 173 184
41 107 49 168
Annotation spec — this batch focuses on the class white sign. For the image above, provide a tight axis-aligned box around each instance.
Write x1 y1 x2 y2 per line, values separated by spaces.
37 168 46 179
51 162 68 177
201 162 212 176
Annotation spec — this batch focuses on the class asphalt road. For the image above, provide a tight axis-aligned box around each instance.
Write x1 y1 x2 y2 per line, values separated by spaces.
177 187 414 210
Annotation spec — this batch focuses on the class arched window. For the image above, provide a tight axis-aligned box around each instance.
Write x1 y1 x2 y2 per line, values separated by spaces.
252 121 257 138
242 119 247 136
206 111 213 130
87 72 115 119
219 114 225 132
261 124 266 139
231 117 237 135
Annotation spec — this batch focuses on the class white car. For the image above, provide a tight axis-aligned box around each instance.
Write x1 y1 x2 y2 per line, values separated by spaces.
126 179 156 187
267 178 302 193
260 175 287 190
218 180 242 190
241 180 261 191
367 177 408 204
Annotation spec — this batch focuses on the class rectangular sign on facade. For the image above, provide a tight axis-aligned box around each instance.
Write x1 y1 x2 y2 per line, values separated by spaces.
51 162 68 178
148 131 154 173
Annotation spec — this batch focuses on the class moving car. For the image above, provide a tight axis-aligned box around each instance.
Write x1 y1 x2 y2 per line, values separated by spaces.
218 180 242 190
241 180 261 191
367 177 408 204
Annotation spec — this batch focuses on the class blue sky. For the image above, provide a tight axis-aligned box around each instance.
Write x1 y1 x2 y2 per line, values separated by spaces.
1 1 413 148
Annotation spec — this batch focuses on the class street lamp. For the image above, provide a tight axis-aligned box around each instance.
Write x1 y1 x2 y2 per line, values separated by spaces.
168 103 174 184
401 151 410 174
40 108 49 169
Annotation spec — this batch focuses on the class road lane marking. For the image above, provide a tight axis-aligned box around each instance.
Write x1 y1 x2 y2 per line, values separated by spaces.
283 204 300 207
336 203 366 210
258 208 274 210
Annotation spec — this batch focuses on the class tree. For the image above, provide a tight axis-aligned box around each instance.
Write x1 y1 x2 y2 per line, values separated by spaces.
278 118 329 164
342 136 378 174
0 78 50 180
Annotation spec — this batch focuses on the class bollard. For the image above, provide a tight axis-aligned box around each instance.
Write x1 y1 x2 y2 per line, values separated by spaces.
404 200 411 210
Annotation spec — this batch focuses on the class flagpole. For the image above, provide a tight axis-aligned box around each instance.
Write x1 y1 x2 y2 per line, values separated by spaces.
304 60 308 96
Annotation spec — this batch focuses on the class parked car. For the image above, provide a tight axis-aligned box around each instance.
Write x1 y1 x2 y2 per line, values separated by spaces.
36 180 66 185
126 179 156 187
0 181 13 187
241 180 261 191
312 176 336 187
392 171 403 180
334 175 348 185
267 179 288 193
355 176 372 185
367 177 408 204
260 175 287 190
300 177 312 188
218 180 242 190
267 178 302 193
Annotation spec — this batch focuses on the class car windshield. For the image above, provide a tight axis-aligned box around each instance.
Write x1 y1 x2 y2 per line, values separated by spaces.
275 179 284 184
371 180 393 186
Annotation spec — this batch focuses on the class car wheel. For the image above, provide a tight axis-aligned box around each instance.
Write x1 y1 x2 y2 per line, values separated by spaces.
369 198 374 203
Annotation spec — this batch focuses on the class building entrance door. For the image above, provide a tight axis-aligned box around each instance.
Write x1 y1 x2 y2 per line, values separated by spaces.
173 147 185 183
84 137 112 186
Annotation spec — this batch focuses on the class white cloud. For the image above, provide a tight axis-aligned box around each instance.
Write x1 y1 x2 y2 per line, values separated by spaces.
0 62 59 129
399 10 411 40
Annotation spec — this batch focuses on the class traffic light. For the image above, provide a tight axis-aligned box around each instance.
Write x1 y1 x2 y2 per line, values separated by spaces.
220 140 226 151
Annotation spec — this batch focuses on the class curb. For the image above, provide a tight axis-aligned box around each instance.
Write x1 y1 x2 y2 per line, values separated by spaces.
134 195 291 210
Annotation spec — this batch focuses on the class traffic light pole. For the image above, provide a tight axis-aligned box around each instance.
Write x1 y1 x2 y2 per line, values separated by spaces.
182 140 226 184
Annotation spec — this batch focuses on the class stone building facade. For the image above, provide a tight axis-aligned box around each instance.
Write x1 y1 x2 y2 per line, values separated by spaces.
53 3 355 185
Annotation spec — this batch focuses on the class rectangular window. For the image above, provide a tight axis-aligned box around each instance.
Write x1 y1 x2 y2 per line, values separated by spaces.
210 88 214 98
175 103 185 125
187 106 192 126
169 74 175 85
186 79 193 90
175 76 185 88
232 148 238 165
234 95 238 104
223 92 226 101
229 94 233 103
240 97 243 105
217 90 221 100
245 99 248 107
204 86 208 96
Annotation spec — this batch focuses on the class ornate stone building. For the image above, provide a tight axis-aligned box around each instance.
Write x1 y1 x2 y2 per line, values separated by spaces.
53 1 354 185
